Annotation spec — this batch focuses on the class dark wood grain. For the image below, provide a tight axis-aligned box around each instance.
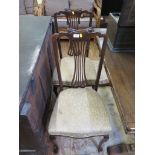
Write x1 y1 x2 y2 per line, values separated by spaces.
105 47 135 133
54 9 93 33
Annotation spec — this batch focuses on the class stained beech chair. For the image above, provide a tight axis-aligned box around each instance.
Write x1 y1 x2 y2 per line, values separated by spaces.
53 9 93 57
48 30 111 153
52 29 110 88
53 9 93 33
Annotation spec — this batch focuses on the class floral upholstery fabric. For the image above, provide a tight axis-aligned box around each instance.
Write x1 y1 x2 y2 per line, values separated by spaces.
48 87 111 137
49 87 135 155
69 0 94 12
44 0 69 16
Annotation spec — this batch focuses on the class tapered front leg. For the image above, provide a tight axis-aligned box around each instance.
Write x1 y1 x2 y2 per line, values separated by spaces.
98 135 109 152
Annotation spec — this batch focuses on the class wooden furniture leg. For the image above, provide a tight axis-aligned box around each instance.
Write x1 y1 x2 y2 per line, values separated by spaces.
49 136 59 154
90 135 109 152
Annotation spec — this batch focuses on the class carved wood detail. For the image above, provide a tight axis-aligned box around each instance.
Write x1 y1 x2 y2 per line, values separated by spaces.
54 9 93 56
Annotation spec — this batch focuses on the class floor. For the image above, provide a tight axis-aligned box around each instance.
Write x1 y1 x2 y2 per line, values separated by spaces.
105 15 135 133
105 47 135 133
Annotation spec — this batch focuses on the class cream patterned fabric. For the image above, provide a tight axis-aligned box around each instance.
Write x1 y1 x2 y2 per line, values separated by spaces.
48 87 135 155
48 87 111 137
94 28 107 50
96 36 104 50
53 57 109 85
69 0 94 12
44 0 69 16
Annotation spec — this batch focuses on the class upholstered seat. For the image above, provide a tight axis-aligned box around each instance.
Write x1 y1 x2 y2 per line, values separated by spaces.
96 36 104 50
52 56 109 85
94 28 107 50
48 87 111 137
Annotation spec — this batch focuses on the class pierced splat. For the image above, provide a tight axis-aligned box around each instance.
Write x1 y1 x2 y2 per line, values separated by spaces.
54 9 93 56
71 35 91 87
66 11 80 29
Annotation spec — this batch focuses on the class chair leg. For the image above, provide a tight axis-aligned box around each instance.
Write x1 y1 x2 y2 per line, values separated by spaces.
98 135 109 152
49 136 59 154
68 40 73 56
57 39 62 59
53 143 59 154
53 86 59 97
90 135 109 153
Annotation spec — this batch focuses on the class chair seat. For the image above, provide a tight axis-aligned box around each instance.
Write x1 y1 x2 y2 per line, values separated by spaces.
48 87 111 138
94 28 107 50
53 57 109 85
96 36 104 51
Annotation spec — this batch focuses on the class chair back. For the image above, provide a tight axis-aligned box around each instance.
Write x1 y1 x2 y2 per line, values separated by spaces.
54 9 93 32
51 30 107 91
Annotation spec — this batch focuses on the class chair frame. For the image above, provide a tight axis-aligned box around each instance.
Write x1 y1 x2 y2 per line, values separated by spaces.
53 9 93 33
49 30 111 153
51 29 108 91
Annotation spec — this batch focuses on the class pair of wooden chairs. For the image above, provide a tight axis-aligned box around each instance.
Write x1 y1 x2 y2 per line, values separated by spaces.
48 9 112 153
52 9 109 85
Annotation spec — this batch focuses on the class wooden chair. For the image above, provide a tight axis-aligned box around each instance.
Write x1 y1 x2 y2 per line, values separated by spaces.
48 30 111 153
53 9 93 56
52 29 110 88
53 9 93 33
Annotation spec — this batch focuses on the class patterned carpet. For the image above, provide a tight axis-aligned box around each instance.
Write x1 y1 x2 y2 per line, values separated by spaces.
53 86 135 155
